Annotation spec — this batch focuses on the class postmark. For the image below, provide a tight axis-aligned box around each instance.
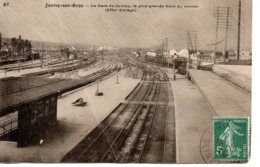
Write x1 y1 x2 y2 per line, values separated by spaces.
213 117 249 161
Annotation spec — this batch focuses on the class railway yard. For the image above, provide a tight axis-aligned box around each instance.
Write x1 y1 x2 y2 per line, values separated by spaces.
0 54 251 163
0 0 254 163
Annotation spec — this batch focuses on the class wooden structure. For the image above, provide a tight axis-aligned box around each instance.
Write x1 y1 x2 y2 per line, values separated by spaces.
0 77 59 147
0 64 115 147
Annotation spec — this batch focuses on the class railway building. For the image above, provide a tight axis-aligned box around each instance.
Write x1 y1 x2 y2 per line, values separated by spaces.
0 77 60 147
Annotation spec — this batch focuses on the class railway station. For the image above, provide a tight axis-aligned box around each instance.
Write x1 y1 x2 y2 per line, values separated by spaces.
0 0 252 163
0 50 251 162
0 34 252 163
0 32 252 163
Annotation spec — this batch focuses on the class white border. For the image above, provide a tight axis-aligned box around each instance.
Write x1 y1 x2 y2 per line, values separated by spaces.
3 0 260 166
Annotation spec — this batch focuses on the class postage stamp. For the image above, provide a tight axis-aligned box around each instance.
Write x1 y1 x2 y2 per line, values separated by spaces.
213 117 249 161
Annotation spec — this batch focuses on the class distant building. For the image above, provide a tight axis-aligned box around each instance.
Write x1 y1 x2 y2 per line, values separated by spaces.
0 34 33 60
97 46 115 52
227 49 251 60
146 51 156 57
240 51 252 60
169 49 178 57
1 42 9 52
227 49 237 60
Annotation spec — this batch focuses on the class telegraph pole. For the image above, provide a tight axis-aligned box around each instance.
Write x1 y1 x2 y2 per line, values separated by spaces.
213 6 232 63
41 42 44 68
173 58 176 80
67 48 69 71
237 0 241 60
187 31 197 69
102 49 104 63
214 6 220 63
97 80 99 92
0 32 2 50
116 70 119 84
61 46 65 72
161 40 164 67
93 45 96 67
93 45 96 57
165 38 169 68
224 7 231 62
187 32 192 69
18 59 20 72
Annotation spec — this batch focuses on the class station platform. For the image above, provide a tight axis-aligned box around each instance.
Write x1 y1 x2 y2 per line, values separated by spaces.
171 74 212 163
0 69 140 162
212 64 251 92
188 69 251 117
164 67 251 163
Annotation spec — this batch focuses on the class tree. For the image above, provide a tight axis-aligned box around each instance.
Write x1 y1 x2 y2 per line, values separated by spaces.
11 37 18 49
24 40 32 52
18 39 25 55
10 37 18 56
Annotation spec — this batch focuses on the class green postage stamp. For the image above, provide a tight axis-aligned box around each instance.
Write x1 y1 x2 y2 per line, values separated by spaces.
213 117 249 161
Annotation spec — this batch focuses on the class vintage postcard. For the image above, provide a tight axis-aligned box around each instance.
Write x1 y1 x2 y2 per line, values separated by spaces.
0 0 252 163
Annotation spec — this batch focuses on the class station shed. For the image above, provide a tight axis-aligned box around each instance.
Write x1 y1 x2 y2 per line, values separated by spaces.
0 76 62 147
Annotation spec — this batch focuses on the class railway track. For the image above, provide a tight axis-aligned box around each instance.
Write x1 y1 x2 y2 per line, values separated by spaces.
0 63 122 136
21 59 96 77
61 72 151 162
127 82 161 163
42 62 122 95
0 57 97 80
0 57 62 71
0 63 119 97
62 66 176 163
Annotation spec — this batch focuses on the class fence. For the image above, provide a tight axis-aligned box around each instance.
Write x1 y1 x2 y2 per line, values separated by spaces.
0 113 18 137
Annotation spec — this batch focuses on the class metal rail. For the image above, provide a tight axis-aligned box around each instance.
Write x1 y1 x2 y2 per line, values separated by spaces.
74 74 152 162
100 81 157 162
62 71 149 162
133 69 169 163
120 82 161 163
130 78 162 162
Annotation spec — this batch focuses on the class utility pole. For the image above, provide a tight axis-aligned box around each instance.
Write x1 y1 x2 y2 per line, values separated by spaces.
18 59 20 72
41 42 44 68
92 45 96 57
160 39 165 67
93 45 96 67
213 6 232 63
61 46 65 73
173 58 176 80
165 38 169 68
237 0 241 60
96 80 99 93
187 31 197 69
0 32 2 50
214 7 220 63
187 32 192 69
224 7 231 63
102 48 104 63
116 70 119 84
87 56 88 71
67 48 69 71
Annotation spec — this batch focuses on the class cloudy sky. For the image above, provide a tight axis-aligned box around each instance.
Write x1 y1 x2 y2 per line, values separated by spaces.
0 0 252 50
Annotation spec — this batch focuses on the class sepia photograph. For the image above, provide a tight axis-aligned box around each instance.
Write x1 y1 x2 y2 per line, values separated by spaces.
0 0 252 163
